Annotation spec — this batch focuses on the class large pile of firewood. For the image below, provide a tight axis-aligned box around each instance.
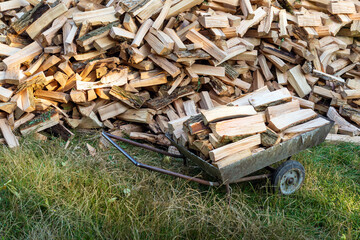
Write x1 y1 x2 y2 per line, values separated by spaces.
0 0 359 166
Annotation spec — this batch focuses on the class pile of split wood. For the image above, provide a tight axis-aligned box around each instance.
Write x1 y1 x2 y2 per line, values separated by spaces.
0 0 359 167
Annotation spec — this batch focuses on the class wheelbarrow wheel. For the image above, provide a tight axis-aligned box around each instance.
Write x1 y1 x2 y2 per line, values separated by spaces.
272 160 305 195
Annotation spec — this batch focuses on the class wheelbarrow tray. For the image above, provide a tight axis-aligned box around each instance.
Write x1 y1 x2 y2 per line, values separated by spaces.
167 120 334 184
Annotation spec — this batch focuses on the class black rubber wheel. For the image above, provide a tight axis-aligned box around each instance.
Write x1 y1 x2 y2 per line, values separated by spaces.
272 160 305 195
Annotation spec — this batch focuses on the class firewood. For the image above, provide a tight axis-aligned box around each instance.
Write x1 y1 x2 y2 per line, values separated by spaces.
341 89 360 99
210 114 266 140
249 88 292 111
109 86 145 109
213 149 252 168
97 102 129 121
0 0 357 153
201 105 256 124
261 127 281 147
268 109 318 132
118 108 156 124
265 100 300 121
209 134 261 161
284 117 330 135
34 90 70 103
287 65 312 98
0 119 19 148
130 132 170 146
20 110 60 135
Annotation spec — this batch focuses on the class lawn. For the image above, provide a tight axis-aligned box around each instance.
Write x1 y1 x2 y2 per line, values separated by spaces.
0 132 359 239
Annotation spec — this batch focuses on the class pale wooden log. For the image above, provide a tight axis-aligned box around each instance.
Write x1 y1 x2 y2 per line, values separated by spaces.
118 108 156 124
14 113 35 130
198 15 229 28
131 18 153 47
327 106 359 136
0 87 14 102
236 8 267 37
144 32 172 55
0 43 20 57
201 105 256 124
152 0 172 30
276 69 287 85
0 119 19 148
278 9 288 37
209 134 261 161
297 14 321 27
346 78 360 90
213 149 252 168
292 96 315 110
249 88 292 111
188 64 225 77
230 86 270 106
26 3 68 39
329 1 356 14
185 29 226 61
168 72 185 95
183 100 197 116
284 117 330 134
0 0 28 11
123 13 138 33
2 41 42 67
265 54 289 73
199 91 214 110
129 74 167 88
97 101 128 121
0 102 17 114
148 54 180 78
258 54 273 81
34 90 70 103
217 76 251 92
341 90 360 99
73 7 116 25
23 54 47 76
166 0 203 19
327 58 350 74
130 132 171 146
313 86 342 99
268 109 318 132
210 114 266 140
94 37 117 51
110 26 135 40
163 28 186 51
312 70 345 83
287 65 312 98
265 100 300 122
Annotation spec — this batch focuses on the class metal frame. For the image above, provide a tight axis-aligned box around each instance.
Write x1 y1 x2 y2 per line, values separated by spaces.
102 132 221 186
102 132 274 188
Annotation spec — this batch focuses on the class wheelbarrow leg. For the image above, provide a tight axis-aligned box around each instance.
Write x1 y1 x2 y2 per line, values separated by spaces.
225 184 232 204
183 157 188 167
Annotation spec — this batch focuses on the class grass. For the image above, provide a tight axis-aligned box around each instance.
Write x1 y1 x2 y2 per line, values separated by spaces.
0 132 359 239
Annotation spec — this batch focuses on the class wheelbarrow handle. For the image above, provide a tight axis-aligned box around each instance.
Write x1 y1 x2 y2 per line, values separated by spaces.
102 132 220 187
103 132 184 158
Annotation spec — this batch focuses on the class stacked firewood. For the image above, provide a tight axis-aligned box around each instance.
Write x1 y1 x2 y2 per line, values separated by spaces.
169 87 333 167
0 0 359 165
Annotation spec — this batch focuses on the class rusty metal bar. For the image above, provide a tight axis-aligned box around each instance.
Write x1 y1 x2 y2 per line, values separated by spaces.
102 132 221 187
231 173 272 184
103 132 184 158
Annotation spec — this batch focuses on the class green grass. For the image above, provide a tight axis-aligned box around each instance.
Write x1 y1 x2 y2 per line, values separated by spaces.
0 132 359 239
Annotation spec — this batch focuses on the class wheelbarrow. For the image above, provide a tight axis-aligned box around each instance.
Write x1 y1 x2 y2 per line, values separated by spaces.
102 120 333 195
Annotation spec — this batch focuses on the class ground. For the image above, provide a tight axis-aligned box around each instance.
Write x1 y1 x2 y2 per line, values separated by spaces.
0 132 359 239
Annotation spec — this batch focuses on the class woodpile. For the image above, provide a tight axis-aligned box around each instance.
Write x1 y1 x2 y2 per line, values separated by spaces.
0 0 359 169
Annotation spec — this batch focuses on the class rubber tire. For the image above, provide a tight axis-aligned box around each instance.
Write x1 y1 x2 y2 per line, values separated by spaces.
272 160 305 195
